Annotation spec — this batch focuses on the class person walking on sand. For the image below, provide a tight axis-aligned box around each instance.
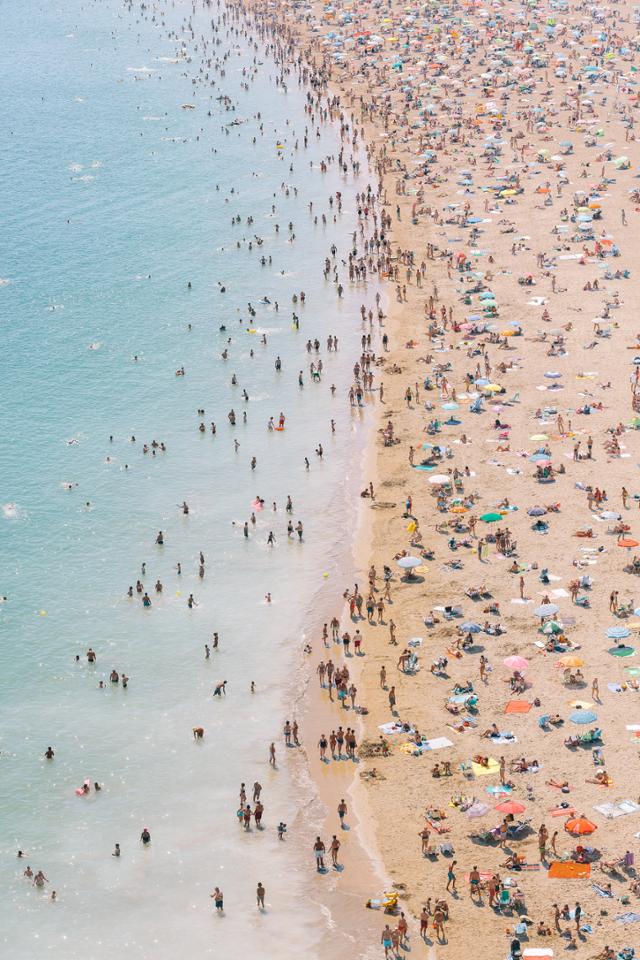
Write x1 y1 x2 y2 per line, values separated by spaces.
469 865 482 900
313 837 326 872
381 924 394 958
539 823 549 861
268 742 276 767
256 882 265 909
338 799 347 828
419 825 431 854
330 835 340 867
433 904 446 943
446 860 457 893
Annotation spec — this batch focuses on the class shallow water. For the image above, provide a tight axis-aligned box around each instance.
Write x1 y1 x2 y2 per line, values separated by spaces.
0 1 377 955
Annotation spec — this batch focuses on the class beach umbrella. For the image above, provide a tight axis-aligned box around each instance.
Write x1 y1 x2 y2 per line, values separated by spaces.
480 512 502 522
606 626 631 639
529 453 550 463
556 655 584 668
609 644 635 658
527 506 547 516
565 817 597 836
504 655 529 672
542 621 563 635
397 556 422 570
442 402 459 410
544 371 562 379
600 511 622 520
570 709 597 724
466 801 490 818
495 799 526 815
534 603 559 618
428 474 450 484
529 433 549 442
461 621 482 633
618 538 640 549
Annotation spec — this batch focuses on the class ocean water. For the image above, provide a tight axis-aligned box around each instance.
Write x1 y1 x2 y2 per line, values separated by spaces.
0 1 377 956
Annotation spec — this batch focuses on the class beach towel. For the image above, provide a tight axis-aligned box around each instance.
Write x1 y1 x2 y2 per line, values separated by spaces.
616 912 640 924
522 950 553 958
548 861 590 879
592 883 614 897
399 736 453 755
379 722 414 735
550 807 576 817
490 731 517 744
505 700 532 714
472 757 500 777
594 800 640 819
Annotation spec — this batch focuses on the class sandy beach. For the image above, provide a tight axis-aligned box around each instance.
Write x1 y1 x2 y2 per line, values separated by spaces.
6 0 640 956
247 0 640 955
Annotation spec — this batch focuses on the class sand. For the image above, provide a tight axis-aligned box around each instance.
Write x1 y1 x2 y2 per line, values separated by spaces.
240 0 640 953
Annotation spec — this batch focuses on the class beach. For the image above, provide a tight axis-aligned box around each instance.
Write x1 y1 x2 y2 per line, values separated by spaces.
5 0 640 956
262 0 640 954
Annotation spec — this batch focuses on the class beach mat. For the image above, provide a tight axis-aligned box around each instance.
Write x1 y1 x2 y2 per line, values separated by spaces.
505 700 532 714
548 861 590 879
472 757 500 777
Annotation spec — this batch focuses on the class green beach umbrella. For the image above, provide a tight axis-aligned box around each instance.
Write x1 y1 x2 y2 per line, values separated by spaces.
480 512 502 522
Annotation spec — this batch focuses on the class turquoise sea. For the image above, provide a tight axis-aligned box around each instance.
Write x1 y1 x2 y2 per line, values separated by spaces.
0 0 378 955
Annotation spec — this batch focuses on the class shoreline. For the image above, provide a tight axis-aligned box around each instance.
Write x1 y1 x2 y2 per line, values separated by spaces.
251 0 640 955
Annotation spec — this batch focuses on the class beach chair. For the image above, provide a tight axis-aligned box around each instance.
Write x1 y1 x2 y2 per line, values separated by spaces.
508 391 520 404
538 715 550 730
498 888 512 913
460 760 475 779
470 397 484 413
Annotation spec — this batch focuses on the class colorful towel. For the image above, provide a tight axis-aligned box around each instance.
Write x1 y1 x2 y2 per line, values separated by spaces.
548 861 590 879
472 757 500 776
505 700 532 714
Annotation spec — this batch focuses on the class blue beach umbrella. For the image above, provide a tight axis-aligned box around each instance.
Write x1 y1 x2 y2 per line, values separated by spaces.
606 626 631 639
461 622 482 633
570 709 597 724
